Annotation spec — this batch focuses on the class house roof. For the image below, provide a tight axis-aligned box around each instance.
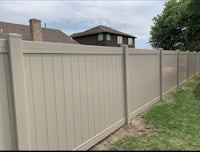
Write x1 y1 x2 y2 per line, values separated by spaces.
0 21 78 44
71 25 136 38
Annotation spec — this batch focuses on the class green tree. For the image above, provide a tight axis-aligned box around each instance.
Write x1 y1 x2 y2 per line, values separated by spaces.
186 0 200 51
150 0 200 51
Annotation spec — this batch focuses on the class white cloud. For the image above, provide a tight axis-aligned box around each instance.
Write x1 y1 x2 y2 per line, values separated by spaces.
0 0 167 49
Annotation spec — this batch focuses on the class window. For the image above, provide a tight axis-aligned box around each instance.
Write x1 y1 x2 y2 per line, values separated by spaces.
128 37 133 45
106 34 111 41
117 36 123 44
97 33 103 41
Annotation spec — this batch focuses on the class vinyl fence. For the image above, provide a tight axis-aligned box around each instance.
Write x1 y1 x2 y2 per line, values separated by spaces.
0 33 199 150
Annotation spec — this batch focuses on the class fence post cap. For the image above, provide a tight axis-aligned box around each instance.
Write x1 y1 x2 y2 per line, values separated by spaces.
186 50 190 53
120 44 128 48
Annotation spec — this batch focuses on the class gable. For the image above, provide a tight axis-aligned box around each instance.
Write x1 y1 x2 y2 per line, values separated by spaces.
71 25 136 38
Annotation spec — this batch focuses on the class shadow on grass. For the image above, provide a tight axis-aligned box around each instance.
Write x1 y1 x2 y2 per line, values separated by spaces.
193 82 200 100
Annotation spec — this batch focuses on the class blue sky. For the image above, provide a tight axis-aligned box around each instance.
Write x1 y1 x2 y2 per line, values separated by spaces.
0 0 167 49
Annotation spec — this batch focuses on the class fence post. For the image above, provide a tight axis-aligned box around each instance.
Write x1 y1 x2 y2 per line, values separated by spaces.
7 33 30 150
121 44 131 124
187 50 190 81
159 48 163 101
177 50 180 89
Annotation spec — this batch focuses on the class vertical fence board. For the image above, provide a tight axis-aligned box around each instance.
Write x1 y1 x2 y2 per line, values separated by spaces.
71 55 83 146
29 54 49 150
179 53 188 83
24 55 36 150
42 54 59 150
63 55 76 150
114 56 119 121
52 55 68 150
199 54 200 74
195 53 199 75
85 56 95 138
107 56 113 125
101 56 107 129
119 55 126 119
78 55 89 141
102 56 110 128
0 54 12 150
113 56 118 122
97 56 105 132
91 56 101 134
189 53 194 78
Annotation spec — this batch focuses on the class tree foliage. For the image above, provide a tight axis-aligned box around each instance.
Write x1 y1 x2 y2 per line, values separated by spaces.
150 0 200 51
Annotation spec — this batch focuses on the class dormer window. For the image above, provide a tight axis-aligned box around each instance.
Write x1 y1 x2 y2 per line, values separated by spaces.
97 33 103 41
106 34 111 41
128 37 133 45
117 36 123 44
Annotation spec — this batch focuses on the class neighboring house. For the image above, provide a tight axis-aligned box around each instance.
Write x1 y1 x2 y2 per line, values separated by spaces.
71 25 136 48
0 18 78 44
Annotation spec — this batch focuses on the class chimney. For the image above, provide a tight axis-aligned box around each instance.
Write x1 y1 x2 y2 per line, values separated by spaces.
29 18 43 41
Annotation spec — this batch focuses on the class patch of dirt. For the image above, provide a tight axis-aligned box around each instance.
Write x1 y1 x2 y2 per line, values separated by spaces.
180 84 187 90
90 115 156 151
162 94 175 103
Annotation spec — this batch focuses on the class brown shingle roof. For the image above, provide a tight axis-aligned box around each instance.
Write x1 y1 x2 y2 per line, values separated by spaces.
71 25 136 38
0 21 78 44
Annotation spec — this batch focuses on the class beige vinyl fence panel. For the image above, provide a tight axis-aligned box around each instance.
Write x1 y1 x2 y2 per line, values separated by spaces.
0 53 12 150
1 35 200 151
198 54 200 74
189 53 195 78
195 53 200 75
128 50 160 115
23 52 125 150
0 39 17 150
162 51 177 93
179 53 188 83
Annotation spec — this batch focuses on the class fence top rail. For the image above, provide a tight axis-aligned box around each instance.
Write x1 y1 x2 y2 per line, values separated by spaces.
189 52 198 55
162 50 178 55
127 48 160 55
0 39 8 53
179 52 189 55
22 40 124 55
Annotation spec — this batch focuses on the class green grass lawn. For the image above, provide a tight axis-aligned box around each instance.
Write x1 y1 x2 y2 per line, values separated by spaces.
109 77 200 151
